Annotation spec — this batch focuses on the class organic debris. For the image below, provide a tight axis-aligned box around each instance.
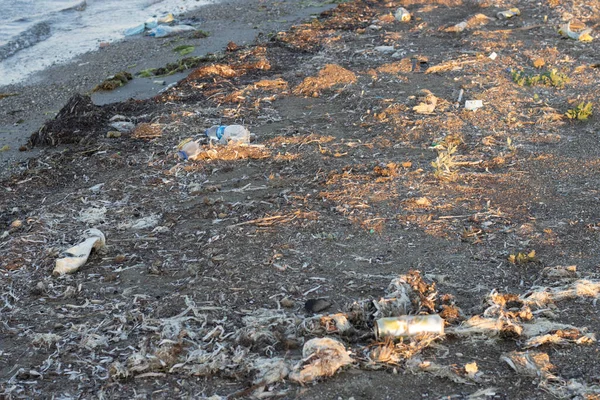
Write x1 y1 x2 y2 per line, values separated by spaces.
413 89 438 114
92 71 133 92
293 64 357 97
289 337 353 383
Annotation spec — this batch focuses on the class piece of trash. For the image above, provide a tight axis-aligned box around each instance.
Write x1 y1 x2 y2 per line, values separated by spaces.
124 13 174 36
106 131 121 138
53 229 106 276
305 298 332 314
205 125 250 145
88 183 104 193
497 8 521 20
558 21 593 42
375 315 444 339
457 89 464 103
465 100 483 111
149 24 195 38
177 139 202 160
445 21 468 33
374 45 395 54
394 7 411 22
124 23 145 37
289 337 353 383
489 52 498 60
109 121 135 133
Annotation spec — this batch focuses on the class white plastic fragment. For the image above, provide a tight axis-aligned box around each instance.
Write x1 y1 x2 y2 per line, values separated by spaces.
53 229 106 276
497 8 520 20
394 7 411 22
558 21 593 42
489 52 498 60
465 100 483 111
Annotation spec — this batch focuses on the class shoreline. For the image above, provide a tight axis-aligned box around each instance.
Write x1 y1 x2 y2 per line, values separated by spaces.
0 0 335 174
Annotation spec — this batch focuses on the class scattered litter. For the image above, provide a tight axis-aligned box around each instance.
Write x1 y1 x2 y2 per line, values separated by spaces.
149 24 195 38
88 183 104 193
374 45 395 54
124 13 175 36
53 229 106 275
497 8 520 20
305 298 332 314
445 21 467 33
289 337 353 383
465 100 483 111
205 125 250 145
375 315 444 339
177 139 202 160
394 7 411 22
109 121 135 133
489 52 497 60
558 21 593 42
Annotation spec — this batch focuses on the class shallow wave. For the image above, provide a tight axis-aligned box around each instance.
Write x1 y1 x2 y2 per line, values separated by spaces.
0 21 52 61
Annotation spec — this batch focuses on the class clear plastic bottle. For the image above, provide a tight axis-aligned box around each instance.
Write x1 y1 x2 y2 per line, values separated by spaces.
177 140 201 160
148 24 195 38
205 125 250 145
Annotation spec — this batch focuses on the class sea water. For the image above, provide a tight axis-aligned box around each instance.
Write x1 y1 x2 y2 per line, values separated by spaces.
0 0 211 86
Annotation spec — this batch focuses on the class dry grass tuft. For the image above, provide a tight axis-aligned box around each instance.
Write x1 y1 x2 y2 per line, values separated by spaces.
132 123 162 139
294 64 357 97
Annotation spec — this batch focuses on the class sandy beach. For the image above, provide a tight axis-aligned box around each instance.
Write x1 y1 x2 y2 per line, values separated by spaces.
0 0 334 174
2 0 600 398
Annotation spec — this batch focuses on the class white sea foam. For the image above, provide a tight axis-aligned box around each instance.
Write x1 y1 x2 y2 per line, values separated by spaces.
0 0 211 86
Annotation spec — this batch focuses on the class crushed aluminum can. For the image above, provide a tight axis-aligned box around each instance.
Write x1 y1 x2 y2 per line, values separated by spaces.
497 8 520 20
375 315 444 339
395 7 411 22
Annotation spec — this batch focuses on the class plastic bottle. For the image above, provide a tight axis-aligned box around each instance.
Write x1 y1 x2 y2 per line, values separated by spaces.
124 23 145 36
148 24 195 38
177 140 201 160
375 315 444 339
205 125 250 145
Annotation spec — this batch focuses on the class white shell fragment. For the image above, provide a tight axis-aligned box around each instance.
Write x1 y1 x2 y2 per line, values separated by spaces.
53 229 106 276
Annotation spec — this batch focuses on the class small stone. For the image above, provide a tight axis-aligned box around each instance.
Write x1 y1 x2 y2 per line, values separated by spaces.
107 131 121 138
304 298 331 313
280 297 295 308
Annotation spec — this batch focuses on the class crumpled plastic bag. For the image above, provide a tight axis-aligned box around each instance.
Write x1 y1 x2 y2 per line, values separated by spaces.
53 229 106 275
558 21 593 42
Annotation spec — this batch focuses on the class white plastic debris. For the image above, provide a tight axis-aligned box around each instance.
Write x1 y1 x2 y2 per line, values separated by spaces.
558 21 593 42
374 45 396 54
465 100 483 111
489 52 498 60
496 8 520 20
53 229 106 276
394 7 411 22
